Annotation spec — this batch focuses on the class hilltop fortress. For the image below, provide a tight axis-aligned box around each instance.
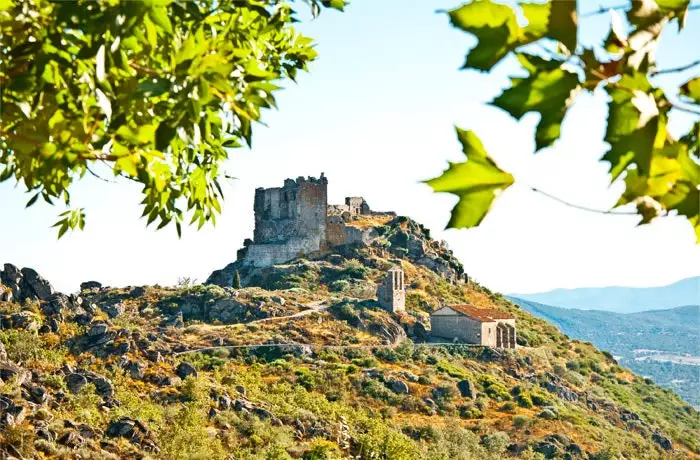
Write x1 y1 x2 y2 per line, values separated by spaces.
236 173 394 268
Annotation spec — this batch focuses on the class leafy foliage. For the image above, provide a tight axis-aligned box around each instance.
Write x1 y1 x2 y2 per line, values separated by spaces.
428 0 700 240
424 129 513 227
0 0 343 237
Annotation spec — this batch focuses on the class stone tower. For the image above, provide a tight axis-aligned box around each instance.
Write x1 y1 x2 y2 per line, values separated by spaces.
378 267 405 313
240 174 329 267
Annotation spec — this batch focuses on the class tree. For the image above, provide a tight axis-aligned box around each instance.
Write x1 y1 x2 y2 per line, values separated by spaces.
0 0 344 237
232 269 241 289
425 0 700 241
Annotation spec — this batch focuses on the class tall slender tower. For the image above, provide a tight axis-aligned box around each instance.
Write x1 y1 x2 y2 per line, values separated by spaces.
378 267 406 313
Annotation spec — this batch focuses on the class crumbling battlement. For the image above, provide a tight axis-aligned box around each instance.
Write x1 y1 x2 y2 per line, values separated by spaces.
239 174 391 268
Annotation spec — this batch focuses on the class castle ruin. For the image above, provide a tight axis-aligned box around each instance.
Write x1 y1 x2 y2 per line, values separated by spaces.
237 174 391 268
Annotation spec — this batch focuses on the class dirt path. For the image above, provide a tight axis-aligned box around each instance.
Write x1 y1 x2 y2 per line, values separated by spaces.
249 300 330 324
192 300 330 333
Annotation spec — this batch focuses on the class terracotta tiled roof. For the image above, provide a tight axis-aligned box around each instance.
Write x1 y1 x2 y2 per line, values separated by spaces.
438 304 513 321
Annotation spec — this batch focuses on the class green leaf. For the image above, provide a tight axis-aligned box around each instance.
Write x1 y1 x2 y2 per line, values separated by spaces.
148 6 173 35
447 0 520 71
424 128 514 228
321 0 346 11
26 193 40 208
521 1 578 52
603 74 665 179
492 65 580 151
680 77 700 103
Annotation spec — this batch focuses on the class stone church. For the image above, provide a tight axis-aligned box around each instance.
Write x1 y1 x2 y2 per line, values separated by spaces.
430 304 516 348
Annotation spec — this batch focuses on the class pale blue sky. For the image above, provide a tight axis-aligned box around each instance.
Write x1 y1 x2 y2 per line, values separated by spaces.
1 0 699 294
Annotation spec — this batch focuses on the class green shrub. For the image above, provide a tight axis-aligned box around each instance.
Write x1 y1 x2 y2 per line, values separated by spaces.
516 393 533 408
500 401 516 412
531 391 550 406
482 431 509 454
295 368 316 391
328 280 349 292
459 406 484 419
436 360 470 380
303 439 342 460
512 415 531 429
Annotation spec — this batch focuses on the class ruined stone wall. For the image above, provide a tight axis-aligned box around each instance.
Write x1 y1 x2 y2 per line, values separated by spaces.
253 175 327 245
326 216 378 248
242 175 328 267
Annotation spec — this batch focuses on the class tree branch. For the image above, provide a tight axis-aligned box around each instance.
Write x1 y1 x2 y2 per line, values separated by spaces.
530 187 638 215
581 3 700 18
651 59 700 75
668 100 700 116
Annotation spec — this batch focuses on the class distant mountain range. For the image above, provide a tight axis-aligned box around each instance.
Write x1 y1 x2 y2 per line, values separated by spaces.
509 297 700 407
509 276 700 313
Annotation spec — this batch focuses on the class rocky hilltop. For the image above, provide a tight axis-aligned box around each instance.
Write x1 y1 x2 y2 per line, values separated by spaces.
0 213 698 458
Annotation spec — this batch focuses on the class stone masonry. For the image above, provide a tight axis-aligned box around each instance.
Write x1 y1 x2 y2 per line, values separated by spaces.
237 174 389 268
430 305 516 348
377 267 405 313
241 174 328 267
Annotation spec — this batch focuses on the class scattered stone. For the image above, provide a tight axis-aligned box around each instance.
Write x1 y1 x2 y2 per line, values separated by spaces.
57 430 84 449
176 362 198 380
388 378 409 394
0 397 26 426
457 379 477 399
538 407 558 420
146 350 164 363
47 318 60 333
36 426 55 442
88 374 114 399
0 362 31 386
88 321 109 337
233 398 254 412
164 312 184 328
235 385 246 396
399 371 420 383
66 373 89 394
24 384 48 405
101 302 125 319
270 295 285 306
0 342 6 361
652 432 673 451
10 311 40 331
115 341 131 355
80 281 102 291
43 293 68 317
125 361 146 380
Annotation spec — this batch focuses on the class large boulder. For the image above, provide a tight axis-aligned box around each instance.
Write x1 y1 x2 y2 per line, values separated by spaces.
66 373 89 394
388 378 409 394
652 432 673 451
0 362 31 386
80 281 102 291
457 379 477 399
176 362 198 380
20 267 54 301
101 302 125 319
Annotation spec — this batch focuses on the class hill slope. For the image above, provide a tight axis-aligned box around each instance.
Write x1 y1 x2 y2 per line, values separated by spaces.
509 277 700 313
510 298 700 407
0 216 698 459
